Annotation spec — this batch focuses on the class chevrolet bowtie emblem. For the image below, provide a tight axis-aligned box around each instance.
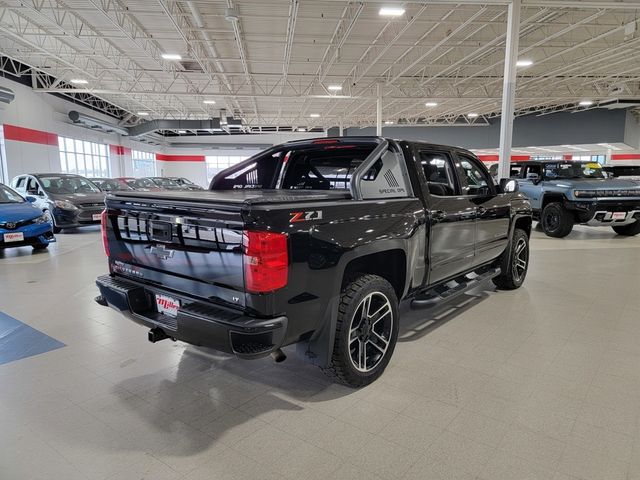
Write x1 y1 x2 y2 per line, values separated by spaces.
150 244 174 260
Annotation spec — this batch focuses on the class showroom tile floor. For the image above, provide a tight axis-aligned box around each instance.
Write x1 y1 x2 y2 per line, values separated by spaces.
1 225 640 480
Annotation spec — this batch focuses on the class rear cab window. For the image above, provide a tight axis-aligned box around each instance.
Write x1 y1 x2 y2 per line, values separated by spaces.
210 139 413 200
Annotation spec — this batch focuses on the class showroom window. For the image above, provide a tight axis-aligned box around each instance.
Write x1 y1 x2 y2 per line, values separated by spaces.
206 155 250 182
132 150 156 177
58 137 110 177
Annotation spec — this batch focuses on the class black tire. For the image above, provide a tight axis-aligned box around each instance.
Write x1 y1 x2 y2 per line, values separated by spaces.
44 210 61 234
612 220 640 236
493 228 529 290
322 274 399 388
32 243 48 250
540 202 574 238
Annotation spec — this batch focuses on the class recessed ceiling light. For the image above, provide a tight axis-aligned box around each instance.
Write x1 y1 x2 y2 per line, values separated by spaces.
467 113 479 118
161 53 182 61
516 59 533 67
384 120 394 125
70 79 88 84
310 113 320 118
178 130 187 134
425 102 438 107
379 7 406 16
327 85 342 91
579 100 593 106
137 111 149 116
298 128 307 132
203 100 216 105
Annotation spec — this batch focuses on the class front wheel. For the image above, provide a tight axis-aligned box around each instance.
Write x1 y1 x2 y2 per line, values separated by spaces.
612 220 640 236
493 228 530 290
322 274 399 388
541 202 574 238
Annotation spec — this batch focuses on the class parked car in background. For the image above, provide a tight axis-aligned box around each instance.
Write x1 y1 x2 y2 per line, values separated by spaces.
90 178 134 192
0 183 55 250
96 136 532 387
603 165 640 181
144 177 183 190
513 160 640 237
168 177 204 190
11 173 105 233
117 177 162 192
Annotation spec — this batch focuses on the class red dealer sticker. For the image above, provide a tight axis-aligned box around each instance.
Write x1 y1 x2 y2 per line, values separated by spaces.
155 294 180 317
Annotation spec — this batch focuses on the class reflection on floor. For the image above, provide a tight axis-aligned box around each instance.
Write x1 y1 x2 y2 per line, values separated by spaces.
1 224 640 480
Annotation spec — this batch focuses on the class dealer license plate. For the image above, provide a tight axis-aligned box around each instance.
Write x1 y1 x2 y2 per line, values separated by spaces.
3 232 24 243
612 212 626 220
92 213 102 221
156 294 180 317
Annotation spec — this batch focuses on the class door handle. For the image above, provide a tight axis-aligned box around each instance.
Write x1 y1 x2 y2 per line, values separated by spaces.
433 210 447 221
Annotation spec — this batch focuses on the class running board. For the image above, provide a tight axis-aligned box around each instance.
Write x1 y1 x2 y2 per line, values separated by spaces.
411 266 500 309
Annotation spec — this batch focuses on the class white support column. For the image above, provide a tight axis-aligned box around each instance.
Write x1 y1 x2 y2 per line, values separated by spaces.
497 0 521 179
376 83 382 137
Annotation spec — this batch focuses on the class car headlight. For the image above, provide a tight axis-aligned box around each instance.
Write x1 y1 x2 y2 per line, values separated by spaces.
573 190 596 198
54 200 78 210
34 214 50 224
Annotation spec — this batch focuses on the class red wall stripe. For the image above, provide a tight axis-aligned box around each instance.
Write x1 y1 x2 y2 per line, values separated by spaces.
611 154 640 161
156 153 205 162
4 124 58 147
109 145 132 156
477 155 531 163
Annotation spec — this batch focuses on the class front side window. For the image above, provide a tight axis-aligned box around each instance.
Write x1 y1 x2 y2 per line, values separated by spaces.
419 151 457 197
456 155 493 196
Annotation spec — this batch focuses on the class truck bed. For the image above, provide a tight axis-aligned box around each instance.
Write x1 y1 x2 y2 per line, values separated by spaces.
108 189 352 206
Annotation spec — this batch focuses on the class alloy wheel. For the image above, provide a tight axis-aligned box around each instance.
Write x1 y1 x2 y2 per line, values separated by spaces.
348 292 394 372
513 237 528 283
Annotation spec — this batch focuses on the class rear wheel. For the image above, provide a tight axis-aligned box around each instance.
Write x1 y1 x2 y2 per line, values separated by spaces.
612 220 640 236
323 274 399 388
493 228 529 290
541 202 573 238
44 210 61 234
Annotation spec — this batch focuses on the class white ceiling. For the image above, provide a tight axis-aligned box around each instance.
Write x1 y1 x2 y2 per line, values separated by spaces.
1 0 640 130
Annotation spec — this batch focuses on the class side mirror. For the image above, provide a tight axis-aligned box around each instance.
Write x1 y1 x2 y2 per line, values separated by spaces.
25 195 37 203
499 178 519 193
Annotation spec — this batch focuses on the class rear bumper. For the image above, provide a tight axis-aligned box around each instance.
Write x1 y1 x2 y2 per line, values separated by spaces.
95 274 288 359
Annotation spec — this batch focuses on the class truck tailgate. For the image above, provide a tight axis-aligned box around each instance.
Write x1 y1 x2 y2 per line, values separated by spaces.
104 192 247 306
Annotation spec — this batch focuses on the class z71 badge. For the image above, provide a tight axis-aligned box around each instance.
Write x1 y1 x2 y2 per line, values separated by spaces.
290 210 323 223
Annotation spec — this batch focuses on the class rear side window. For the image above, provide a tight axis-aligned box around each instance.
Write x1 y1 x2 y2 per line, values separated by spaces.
419 151 457 197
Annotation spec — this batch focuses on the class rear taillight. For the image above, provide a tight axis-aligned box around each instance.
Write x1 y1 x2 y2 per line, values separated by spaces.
243 231 288 293
101 209 110 257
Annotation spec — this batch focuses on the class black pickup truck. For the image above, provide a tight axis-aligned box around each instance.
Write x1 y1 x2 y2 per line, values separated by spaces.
96 137 532 387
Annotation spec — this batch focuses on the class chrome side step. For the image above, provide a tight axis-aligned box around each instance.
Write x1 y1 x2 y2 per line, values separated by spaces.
411 266 500 309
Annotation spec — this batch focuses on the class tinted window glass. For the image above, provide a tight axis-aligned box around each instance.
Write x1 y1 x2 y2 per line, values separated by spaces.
420 152 456 196
456 156 493 196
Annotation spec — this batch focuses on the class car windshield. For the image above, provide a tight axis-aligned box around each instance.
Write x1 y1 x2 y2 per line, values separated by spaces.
151 178 180 187
177 178 194 185
545 162 606 180
94 179 133 191
39 176 102 194
0 184 25 204
133 178 155 188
